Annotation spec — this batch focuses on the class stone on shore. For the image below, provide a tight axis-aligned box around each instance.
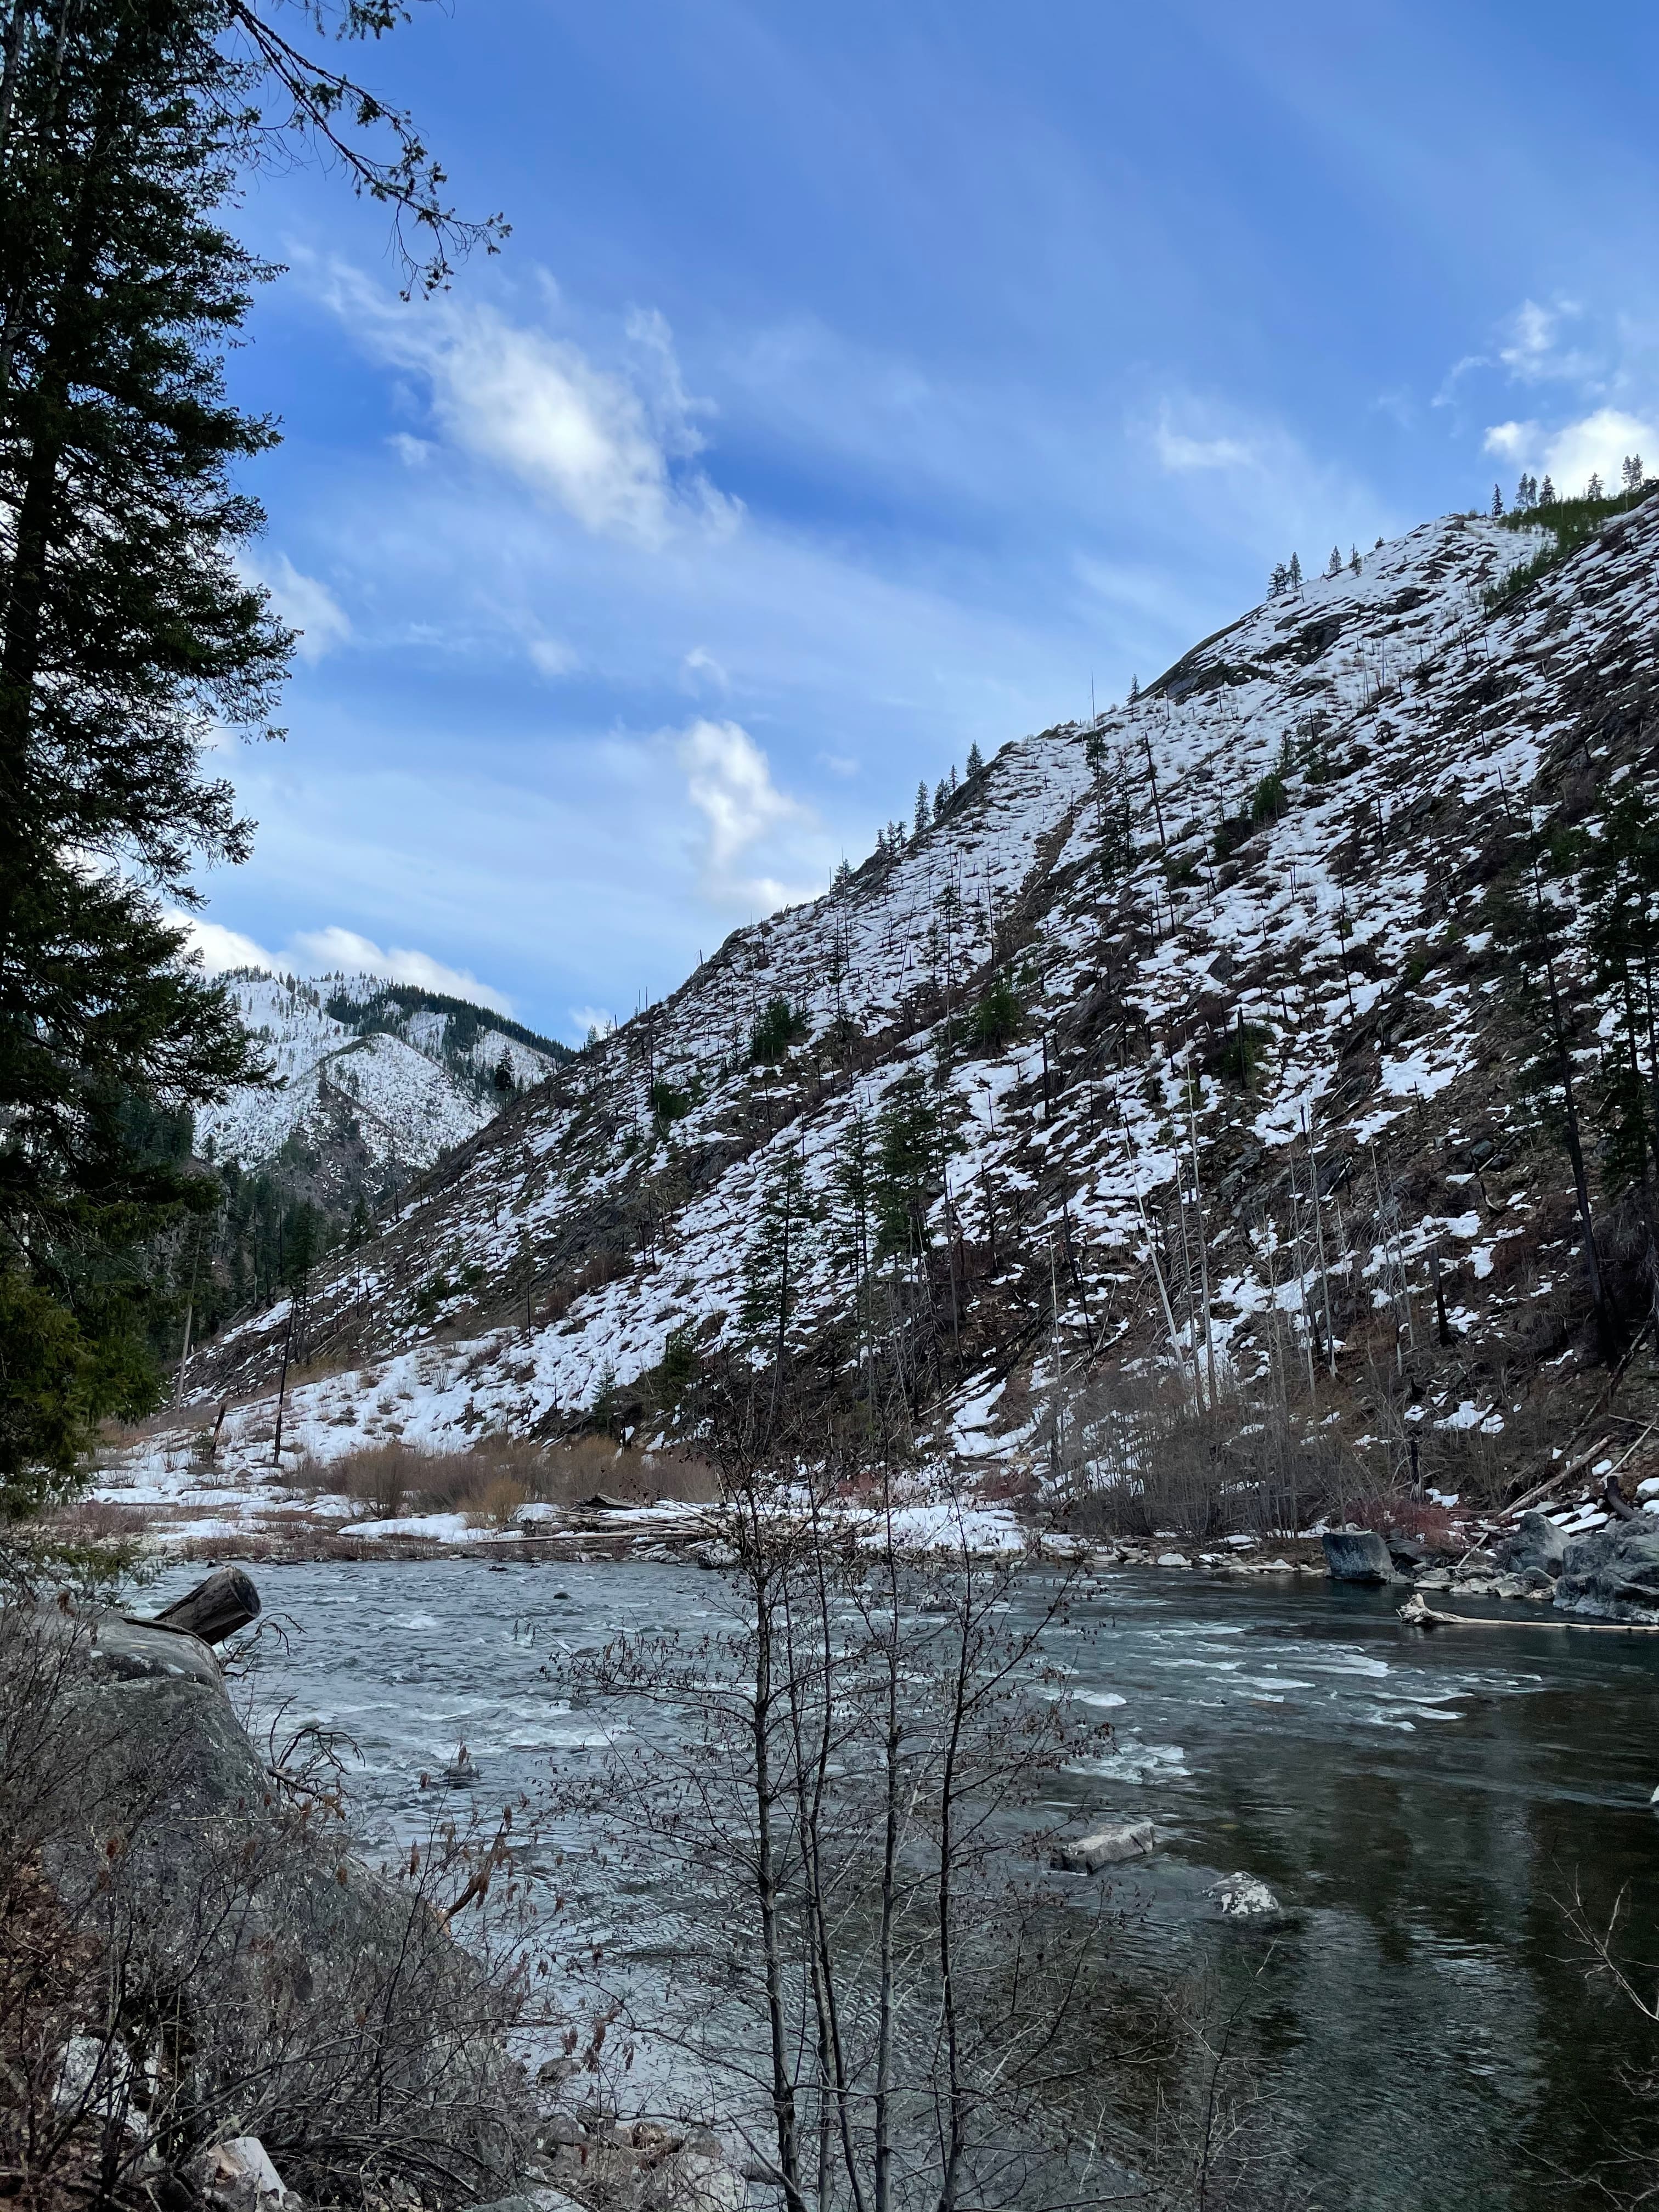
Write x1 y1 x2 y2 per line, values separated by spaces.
1497 1511 1567 1578
1554 1522 1659 1623
1321 1528 1400 1583
1052 1819 1156 1873
194 2137 300 2212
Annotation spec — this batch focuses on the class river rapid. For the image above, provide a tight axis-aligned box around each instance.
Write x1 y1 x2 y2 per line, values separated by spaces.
149 1555 1659 2210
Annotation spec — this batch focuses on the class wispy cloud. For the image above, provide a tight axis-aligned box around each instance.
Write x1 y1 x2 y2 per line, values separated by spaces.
676 718 822 912
241 551 351 663
318 265 740 551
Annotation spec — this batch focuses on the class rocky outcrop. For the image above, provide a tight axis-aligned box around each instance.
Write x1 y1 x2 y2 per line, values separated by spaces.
3 1581 536 2211
1497 1511 1567 1578
1322 1528 1400 1583
1554 1522 1659 1623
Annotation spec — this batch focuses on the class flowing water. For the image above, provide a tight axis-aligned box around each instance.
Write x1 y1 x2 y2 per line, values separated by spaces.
150 1556 1659 2209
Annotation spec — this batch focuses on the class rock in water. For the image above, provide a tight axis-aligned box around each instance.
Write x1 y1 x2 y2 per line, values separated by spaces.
1052 1819 1156 1873
1207 1872 1281 1919
1497 1511 1567 1578
1322 1528 1400 1583
1554 1522 1659 1623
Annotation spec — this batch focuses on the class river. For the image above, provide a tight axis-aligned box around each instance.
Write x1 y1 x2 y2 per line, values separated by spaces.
149 1555 1659 2209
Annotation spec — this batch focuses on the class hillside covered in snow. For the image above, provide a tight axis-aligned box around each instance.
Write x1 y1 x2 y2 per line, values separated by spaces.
155 492 1659 1528
196 970 568 1192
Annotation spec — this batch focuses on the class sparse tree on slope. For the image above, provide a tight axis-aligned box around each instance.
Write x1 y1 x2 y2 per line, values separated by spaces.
1326 545 1342 577
913 780 929 839
1490 484 1504 517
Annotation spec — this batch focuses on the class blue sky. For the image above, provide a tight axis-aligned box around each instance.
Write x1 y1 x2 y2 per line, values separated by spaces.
187 0 1659 1039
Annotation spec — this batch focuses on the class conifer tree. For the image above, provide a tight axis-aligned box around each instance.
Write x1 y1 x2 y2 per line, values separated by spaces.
966 741 984 780
913 780 929 839
1288 552 1302 591
1268 562 1288 598
1326 545 1342 577
0 0 496 1503
1128 674 1140 703
1623 454 1645 493
1587 472 1604 501
933 777 949 821
1540 476 1556 506
1348 545 1361 574
1490 484 1504 516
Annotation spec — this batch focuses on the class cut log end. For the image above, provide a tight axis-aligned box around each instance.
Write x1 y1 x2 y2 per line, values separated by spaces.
153 1565 261 1646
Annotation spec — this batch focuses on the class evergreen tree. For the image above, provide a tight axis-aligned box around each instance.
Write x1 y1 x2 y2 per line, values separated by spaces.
0 0 494 1505
1326 544 1342 577
832 857 851 889
933 776 949 821
1128 674 1140 703
1623 454 1645 493
1540 475 1556 506
740 1149 817 1362
1288 552 1302 591
913 780 929 839
1349 545 1361 574
1490 484 1504 517
966 741 984 780
871 1071 955 1262
1587 472 1604 501
1268 562 1288 598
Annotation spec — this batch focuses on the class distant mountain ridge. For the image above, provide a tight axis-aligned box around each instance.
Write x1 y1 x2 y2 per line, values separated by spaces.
196 968 569 1191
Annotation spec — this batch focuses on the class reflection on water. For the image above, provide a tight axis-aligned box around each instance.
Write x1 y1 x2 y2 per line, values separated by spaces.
150 1558 1659 2209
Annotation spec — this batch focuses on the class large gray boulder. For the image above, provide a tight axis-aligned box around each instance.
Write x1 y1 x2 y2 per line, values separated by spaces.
1554 1522 1659 1623
1497 1511 1567 1578
1322 1527 1400 1583
3 1599 536 2210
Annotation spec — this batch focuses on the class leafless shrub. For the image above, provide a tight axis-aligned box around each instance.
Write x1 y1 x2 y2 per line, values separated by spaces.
1066 1379 1352 1541
0 1605 547 2212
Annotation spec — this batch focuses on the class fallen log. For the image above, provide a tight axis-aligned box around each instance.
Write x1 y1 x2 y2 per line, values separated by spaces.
150 1565 261 1646
1398 1589 1659 1635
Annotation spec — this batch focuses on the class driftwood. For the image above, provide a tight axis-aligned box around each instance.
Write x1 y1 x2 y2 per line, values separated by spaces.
151 1566 261 1647
1398 1589 1659 1635
579 1492 633 1513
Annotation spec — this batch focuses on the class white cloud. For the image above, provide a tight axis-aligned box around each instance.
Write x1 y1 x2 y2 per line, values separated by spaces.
1482 406 1656 494
244 551 351 663
528 634 579 677
1498 298 1589 383
325 267 740 551
1152 408 1256 473
1482 419 1538 462
681 644 730 691
676 718 819 910
174 913 279 974
287 926 513 1012
816 751 859 777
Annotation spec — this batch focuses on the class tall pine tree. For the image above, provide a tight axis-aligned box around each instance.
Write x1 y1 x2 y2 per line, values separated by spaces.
0 0 495 1504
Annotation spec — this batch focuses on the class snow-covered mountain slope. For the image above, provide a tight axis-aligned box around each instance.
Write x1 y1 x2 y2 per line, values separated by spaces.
196 971 565 1181
168 498 1659 1497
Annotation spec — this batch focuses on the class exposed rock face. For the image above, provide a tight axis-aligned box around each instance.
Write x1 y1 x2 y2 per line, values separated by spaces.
1554 1522 1659 1623
4 1595 535 2208
1322 1528 1400 1583
1497 1511 1567 1578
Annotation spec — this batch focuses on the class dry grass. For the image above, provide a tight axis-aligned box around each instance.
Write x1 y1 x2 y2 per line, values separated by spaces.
285 1435 720 1523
